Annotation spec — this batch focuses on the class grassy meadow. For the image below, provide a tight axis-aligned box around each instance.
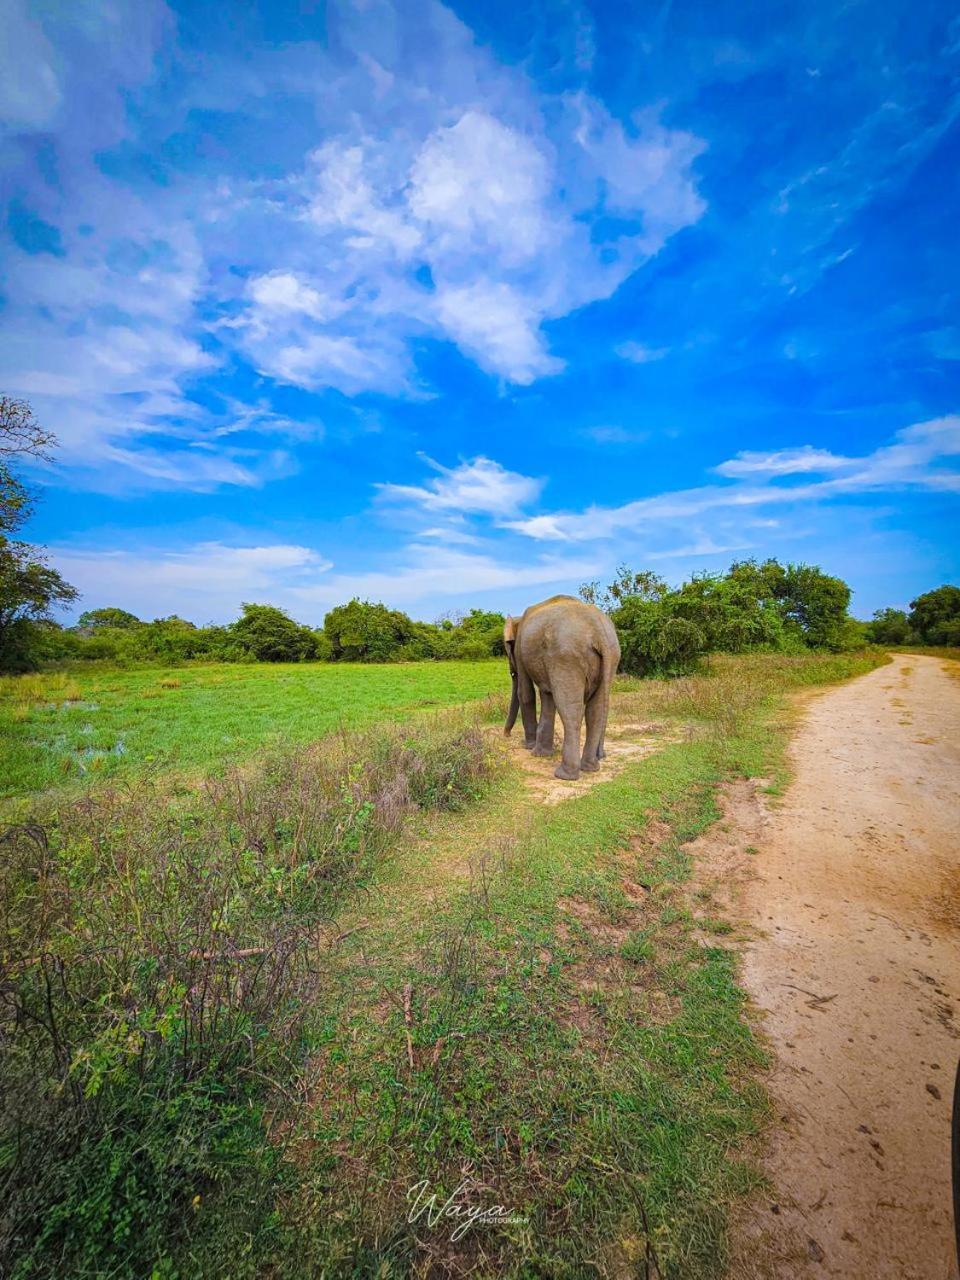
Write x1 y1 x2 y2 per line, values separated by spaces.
0 649 889 1277
0 659 506 801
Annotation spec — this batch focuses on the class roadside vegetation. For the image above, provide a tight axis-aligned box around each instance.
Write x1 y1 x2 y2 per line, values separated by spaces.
0 648 888 1278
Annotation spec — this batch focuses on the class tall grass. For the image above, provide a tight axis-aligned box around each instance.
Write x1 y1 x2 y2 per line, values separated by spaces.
614 649 890 738
0 713 496 1278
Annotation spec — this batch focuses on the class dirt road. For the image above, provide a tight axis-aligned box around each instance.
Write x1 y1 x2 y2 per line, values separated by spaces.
731 655 960 1278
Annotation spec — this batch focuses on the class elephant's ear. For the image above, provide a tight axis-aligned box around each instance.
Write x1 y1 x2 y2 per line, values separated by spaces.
503 616 518 645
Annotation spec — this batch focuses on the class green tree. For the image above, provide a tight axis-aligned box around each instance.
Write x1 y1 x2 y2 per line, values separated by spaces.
671 571 789 652
0 540 79 671
579 566 668 612
0 397 57 534
231 603 319 662
323 599 420 662
437 608 506 659
777 563 852 649
77 607 143 631
865 607 910 645
613 596 706 677
909 585 960 644
0 398 78 671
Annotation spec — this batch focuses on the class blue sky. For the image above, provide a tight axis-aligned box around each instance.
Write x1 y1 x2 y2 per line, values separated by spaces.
1 0 958 625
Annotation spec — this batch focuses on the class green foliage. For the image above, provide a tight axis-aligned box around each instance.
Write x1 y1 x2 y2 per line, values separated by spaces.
579 567 668 612
0 398 79 673
0 397 56 536
0 715 496 1276
321 600 505 663
76 606 143 631
585 557 860 677
909 584 960 644
434 607 506 659
774 561 851 649
865 606 911 645
615 596 707 676
324 598 423 661
230 602 319 662
0 539 80 672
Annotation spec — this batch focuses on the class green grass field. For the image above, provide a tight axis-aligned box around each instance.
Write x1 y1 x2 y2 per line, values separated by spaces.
0 660 507 800
0 650 890 1276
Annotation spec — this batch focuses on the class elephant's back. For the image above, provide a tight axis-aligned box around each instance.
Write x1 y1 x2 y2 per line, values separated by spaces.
519 597 613 662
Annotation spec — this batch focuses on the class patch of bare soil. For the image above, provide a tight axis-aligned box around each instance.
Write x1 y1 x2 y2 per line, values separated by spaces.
700 656 960 1280
497 719 683 805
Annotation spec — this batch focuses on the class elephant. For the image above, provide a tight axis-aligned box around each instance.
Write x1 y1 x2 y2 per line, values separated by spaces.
503 595 621 781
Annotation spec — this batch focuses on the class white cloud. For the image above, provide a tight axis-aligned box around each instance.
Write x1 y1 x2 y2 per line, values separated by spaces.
433 281 563 383
51 536 597 623
290 544 600 610
615 342 670 365
715 445 857 478
52 542 332 622
226 63 705 392
505 414 960 542
378 455 543 517
248 272 347 321
0 0 61 128
267 332 410 398
407 111 550 262
1 0 708 485
568 96 707 254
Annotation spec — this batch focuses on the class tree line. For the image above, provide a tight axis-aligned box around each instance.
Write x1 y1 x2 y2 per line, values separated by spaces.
31 601 507 668
16 567 960 676
1 396 958 674
579 564 960 676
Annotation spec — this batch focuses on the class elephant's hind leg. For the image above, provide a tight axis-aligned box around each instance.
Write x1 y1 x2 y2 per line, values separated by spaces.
581 689 605 771
533 689 557 756
554 687 585 781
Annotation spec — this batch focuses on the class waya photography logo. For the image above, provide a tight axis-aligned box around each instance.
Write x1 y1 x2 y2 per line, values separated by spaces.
406 1178 529 1242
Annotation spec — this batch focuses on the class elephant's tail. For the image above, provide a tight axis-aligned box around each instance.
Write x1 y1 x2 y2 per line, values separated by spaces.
504 676 519 735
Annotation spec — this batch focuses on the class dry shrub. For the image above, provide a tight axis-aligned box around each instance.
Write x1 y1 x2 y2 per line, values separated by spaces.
0 712 496 1277
613 650 888 740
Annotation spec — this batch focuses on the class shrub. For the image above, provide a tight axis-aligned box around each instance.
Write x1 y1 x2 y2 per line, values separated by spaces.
585 557 859 676
0 713 497 1276
909 585 960 644
614 597 706 677
865 607 911 645
76 607 142 632
230 603 318 662
323 599 419 662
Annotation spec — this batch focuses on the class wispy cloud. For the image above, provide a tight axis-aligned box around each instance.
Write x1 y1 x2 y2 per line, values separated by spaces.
52 542 332 622
715 445 858 478
614 342 670 365
51 537 597 624
505 415 960 541
377 455 543 518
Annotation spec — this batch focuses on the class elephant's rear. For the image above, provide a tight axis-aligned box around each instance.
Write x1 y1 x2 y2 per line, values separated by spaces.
519 596 617 692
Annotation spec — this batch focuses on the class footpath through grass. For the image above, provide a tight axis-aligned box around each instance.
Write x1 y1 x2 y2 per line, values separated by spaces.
0 660 506 801
0 650 888 1277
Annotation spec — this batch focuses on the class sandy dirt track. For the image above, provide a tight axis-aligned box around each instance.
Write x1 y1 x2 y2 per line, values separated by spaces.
729 655 960 1279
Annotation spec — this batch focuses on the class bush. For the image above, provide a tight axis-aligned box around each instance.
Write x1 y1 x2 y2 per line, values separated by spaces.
613 597 706 677
230 603 318 662
909 585 960 644
585 557 860 677
0 713 497 1276
324 599 421 662
865 607 911 646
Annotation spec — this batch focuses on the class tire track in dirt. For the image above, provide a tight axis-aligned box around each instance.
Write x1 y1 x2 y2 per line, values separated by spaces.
724 655 960 1279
